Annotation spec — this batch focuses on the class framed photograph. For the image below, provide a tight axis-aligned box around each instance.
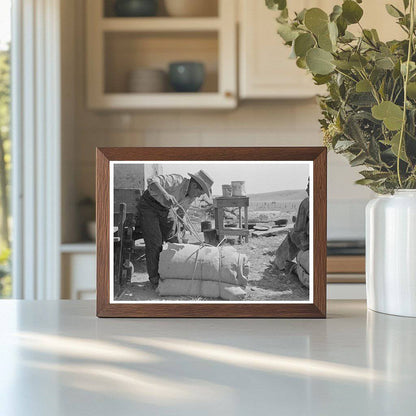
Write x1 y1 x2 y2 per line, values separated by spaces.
96 147 327 318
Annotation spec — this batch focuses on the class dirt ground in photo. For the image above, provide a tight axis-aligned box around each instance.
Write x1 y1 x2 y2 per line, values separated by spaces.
116 234 309 302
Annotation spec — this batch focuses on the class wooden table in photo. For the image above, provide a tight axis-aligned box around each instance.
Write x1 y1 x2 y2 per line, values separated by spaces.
213 196 249 243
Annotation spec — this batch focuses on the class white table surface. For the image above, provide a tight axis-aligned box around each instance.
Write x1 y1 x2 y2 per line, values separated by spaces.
0 300 415 416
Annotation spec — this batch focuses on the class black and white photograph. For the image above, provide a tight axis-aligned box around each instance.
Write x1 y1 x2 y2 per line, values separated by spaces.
110 161 312 303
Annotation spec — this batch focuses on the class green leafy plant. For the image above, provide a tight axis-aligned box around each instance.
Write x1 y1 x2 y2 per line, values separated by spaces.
266 0 416 193
0 46 10 244
0 245 11 298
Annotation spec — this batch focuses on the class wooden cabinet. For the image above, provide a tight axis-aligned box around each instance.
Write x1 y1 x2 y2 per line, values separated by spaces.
238 0 404 99
86 0 407 108
239 0 325 99
327 256 365 283
61 244 97 300
86 0 237 109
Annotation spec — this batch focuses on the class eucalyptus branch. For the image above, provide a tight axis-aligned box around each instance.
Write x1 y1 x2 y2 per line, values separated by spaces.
408 72 416 81
398 24 410 35
358 22 378 49
358 69 381 104
397 0 415 188
356 37 363 54
267 0 416 193
390 79 398 101
393 86 404 103
334 68 358 83
381 124 391 144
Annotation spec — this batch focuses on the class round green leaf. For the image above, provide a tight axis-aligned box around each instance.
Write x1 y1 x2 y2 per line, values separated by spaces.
356 79 372 92
339 31 356 42
266 0 287 11
342 0 363 24
317 22 338 52
350 53 368 69
375 57 395 70
407 82 416 99
313 74 332 85
382 133 409 162
280 8 289 19
371 29 380 42
355 178 377 186
371 101 403 130
336 15 348 36
318 32 333 52
333 59 353 70
296 57 307 69
350 152 368 167
362 29 374 43
294 33 315 57
304 8 329 35
330 5 343 22
306 47 335 75
296 8 307 22
385 4 403 18
277 23 299 42
328 21 338 42
401 61 416 77
393 61 402 79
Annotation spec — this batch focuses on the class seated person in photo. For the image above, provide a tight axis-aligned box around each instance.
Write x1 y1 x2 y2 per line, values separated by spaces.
138 170 214 288
273 179 310 287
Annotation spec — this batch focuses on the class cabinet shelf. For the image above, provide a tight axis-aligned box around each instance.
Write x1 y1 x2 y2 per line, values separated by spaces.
101 17 221 32
90 92 235 110
86 0 236 110
61 243 96 253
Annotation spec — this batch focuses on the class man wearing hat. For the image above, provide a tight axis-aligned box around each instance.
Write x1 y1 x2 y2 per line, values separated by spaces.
138 170 214 287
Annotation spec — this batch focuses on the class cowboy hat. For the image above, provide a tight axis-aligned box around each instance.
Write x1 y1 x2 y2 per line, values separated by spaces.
188 169 213 197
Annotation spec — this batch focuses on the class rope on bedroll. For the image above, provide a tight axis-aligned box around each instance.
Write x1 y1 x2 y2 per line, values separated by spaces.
158 244 249 300
174 202 226 297
158 204 248 300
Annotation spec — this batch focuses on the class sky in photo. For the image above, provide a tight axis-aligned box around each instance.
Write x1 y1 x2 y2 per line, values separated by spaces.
161 162 310 195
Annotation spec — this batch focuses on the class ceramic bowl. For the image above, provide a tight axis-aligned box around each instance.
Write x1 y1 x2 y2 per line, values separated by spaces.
114 0 158 17
168 62 205 93
127 68 167 92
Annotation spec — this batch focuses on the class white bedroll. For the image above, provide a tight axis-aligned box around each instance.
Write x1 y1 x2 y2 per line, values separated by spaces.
158 243 249 300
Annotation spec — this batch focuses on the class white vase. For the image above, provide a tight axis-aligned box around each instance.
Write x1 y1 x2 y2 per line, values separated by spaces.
366 190 416 317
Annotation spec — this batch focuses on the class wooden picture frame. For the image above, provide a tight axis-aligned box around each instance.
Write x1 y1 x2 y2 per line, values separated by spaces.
96 147 327 318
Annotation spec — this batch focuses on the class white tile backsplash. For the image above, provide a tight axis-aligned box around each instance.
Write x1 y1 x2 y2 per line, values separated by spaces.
328 199 368 240
145 130 203 147
72 98 371 241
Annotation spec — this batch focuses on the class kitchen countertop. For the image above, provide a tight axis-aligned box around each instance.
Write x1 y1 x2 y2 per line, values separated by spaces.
0 300 415 415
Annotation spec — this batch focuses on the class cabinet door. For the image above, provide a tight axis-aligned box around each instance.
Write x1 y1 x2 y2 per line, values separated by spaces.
62 253 96 300
239 0 405 99
239 0 321 99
